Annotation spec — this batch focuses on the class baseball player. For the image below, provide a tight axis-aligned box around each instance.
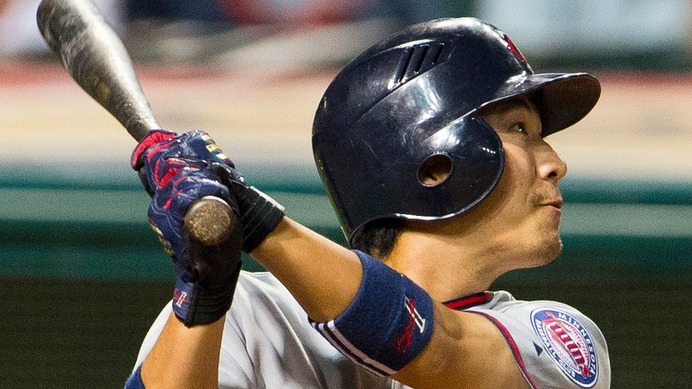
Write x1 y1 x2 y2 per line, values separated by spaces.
125 17 611 388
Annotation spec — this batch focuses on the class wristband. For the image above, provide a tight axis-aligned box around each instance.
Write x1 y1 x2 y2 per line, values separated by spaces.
310 251 435 376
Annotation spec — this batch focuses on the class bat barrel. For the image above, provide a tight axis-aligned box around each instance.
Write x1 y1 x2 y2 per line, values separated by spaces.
36 0 235 246
37 0 158 140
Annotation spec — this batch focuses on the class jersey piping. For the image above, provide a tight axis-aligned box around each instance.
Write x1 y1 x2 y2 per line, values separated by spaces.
444 291 539 389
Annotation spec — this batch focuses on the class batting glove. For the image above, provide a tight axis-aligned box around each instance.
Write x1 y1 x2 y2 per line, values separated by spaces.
132 130 244 326
133 129 285 253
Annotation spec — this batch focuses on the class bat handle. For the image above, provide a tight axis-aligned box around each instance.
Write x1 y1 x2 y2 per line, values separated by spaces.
184 196 235 246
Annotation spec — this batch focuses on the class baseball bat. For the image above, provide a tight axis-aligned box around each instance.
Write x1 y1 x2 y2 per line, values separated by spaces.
36 0 233 246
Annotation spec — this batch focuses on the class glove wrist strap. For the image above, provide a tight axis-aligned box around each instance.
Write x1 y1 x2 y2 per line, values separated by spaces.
238 186 285 252
172 277 235 327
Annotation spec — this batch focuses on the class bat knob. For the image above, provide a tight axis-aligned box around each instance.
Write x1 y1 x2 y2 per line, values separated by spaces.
184 196 235 246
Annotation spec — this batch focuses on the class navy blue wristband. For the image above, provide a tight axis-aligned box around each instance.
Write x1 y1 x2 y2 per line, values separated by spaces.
311 251 435 376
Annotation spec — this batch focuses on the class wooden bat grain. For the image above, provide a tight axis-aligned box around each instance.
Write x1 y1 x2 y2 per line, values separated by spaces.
37 0 233 246
37 0 157 140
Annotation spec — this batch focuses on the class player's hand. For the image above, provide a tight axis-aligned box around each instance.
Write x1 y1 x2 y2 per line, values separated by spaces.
133 129 285 254
132 129 243 326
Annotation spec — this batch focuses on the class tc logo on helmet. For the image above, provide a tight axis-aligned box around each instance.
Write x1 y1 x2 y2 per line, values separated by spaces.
503 34 527 64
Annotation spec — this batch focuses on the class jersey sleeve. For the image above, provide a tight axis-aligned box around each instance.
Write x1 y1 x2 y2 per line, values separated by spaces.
468 299 611 389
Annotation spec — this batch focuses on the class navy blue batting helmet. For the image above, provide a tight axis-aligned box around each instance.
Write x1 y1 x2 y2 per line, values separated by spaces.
312 17 600 243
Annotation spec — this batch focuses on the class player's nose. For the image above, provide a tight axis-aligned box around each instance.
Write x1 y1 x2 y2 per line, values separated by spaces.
536 141 567 183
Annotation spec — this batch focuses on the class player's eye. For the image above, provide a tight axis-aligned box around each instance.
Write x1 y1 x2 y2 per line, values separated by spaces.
512 123 526 133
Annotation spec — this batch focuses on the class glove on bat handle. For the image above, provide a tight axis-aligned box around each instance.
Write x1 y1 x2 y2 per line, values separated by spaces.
37 0 233 246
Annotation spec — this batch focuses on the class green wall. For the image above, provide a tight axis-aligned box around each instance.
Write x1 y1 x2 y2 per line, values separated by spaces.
0 164 690 388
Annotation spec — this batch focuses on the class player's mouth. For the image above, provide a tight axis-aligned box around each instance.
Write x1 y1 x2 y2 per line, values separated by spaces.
543 198 563 210
539 197 564 221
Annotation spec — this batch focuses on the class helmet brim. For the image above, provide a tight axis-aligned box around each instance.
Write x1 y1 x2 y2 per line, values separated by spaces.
485 72 601 137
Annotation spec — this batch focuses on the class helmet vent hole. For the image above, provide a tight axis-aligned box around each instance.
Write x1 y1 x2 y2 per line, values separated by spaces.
397 43 446 84
418 154 453 187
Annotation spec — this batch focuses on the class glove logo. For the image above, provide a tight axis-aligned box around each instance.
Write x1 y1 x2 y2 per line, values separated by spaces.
531 308 598 388
174 291 188 308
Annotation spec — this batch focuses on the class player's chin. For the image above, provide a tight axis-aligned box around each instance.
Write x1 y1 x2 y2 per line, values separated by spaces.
525 235 563 269
540 237 563 265
538 219 564 262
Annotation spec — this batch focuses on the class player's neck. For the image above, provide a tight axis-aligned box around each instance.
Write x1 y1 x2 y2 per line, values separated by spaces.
383 228 510 302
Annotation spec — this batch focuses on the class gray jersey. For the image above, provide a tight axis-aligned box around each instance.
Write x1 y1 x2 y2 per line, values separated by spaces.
134 272 610 388
448 291 610 388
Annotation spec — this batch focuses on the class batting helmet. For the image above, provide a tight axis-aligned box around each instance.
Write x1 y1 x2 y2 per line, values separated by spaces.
312 17 600 243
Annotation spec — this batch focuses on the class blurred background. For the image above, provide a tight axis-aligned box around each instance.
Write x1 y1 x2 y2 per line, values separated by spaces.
0 0 690 387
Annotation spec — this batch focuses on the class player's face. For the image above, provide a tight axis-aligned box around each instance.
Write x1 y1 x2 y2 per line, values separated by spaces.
472 97 568 268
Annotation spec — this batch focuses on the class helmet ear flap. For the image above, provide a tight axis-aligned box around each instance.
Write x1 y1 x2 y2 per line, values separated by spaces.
413 112 505 216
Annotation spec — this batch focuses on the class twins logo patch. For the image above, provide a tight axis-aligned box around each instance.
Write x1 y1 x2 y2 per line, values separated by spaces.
531 308 598 387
